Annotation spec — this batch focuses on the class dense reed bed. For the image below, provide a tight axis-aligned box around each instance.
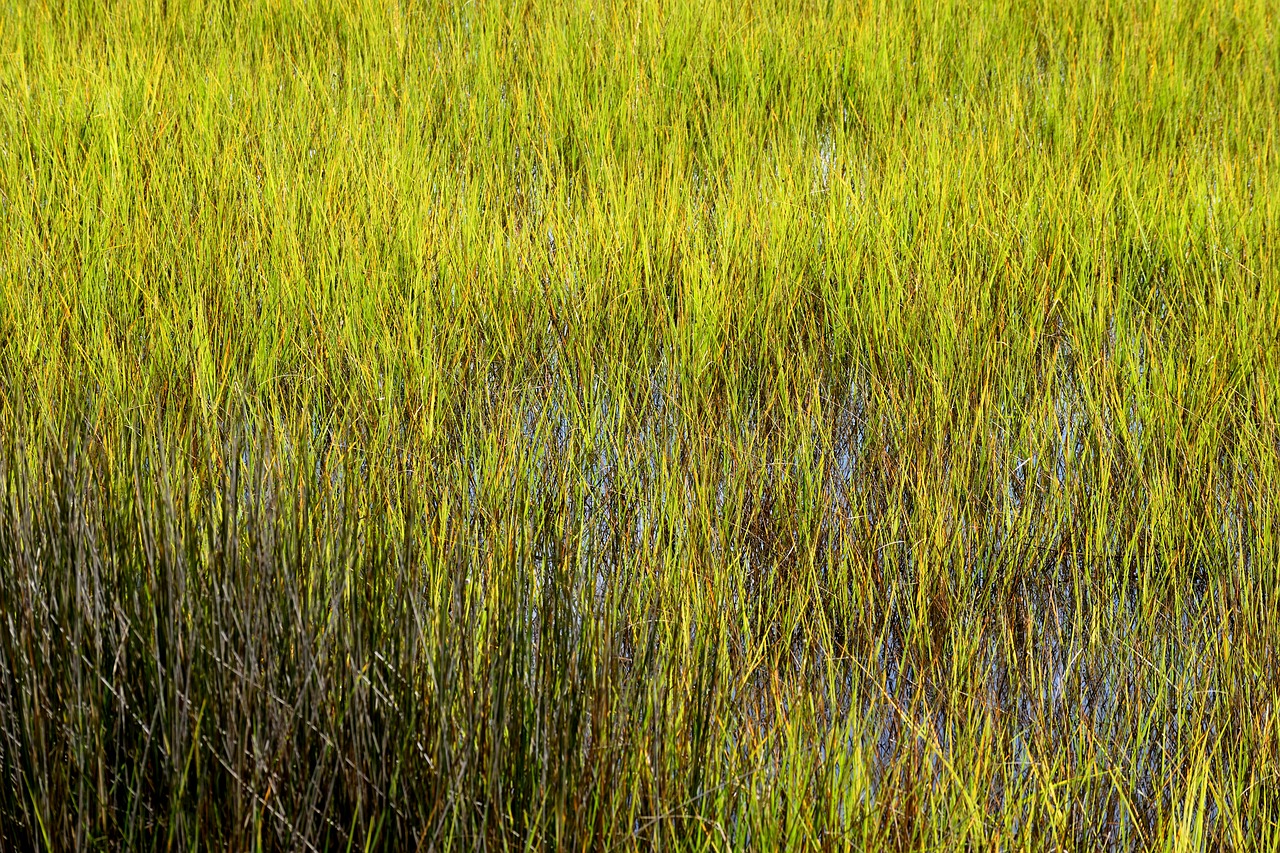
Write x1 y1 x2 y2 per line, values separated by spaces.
2 0 1279 847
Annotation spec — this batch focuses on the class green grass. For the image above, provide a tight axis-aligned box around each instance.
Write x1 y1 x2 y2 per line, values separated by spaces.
1 0 1279 847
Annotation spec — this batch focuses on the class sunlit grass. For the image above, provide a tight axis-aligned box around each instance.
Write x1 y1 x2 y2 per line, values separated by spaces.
1 0 1278 848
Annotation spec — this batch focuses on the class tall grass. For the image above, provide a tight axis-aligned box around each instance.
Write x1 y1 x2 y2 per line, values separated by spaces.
1 0 1278 847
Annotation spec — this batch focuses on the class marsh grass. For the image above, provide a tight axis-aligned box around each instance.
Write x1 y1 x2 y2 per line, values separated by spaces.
1 0 1279 848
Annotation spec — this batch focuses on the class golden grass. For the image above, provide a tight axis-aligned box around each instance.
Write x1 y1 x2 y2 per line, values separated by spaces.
1 0 1278 847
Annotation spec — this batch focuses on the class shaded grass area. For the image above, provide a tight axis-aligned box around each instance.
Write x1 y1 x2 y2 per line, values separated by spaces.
2 0 1279 847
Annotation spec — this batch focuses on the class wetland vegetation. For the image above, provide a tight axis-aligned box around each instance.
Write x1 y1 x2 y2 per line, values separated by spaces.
1 0 1278 848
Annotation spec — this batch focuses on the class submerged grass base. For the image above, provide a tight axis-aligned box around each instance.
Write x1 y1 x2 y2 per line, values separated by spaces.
2 0 1279 848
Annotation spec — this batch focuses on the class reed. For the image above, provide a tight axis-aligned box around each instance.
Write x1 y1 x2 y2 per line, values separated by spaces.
1 0 1278 848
